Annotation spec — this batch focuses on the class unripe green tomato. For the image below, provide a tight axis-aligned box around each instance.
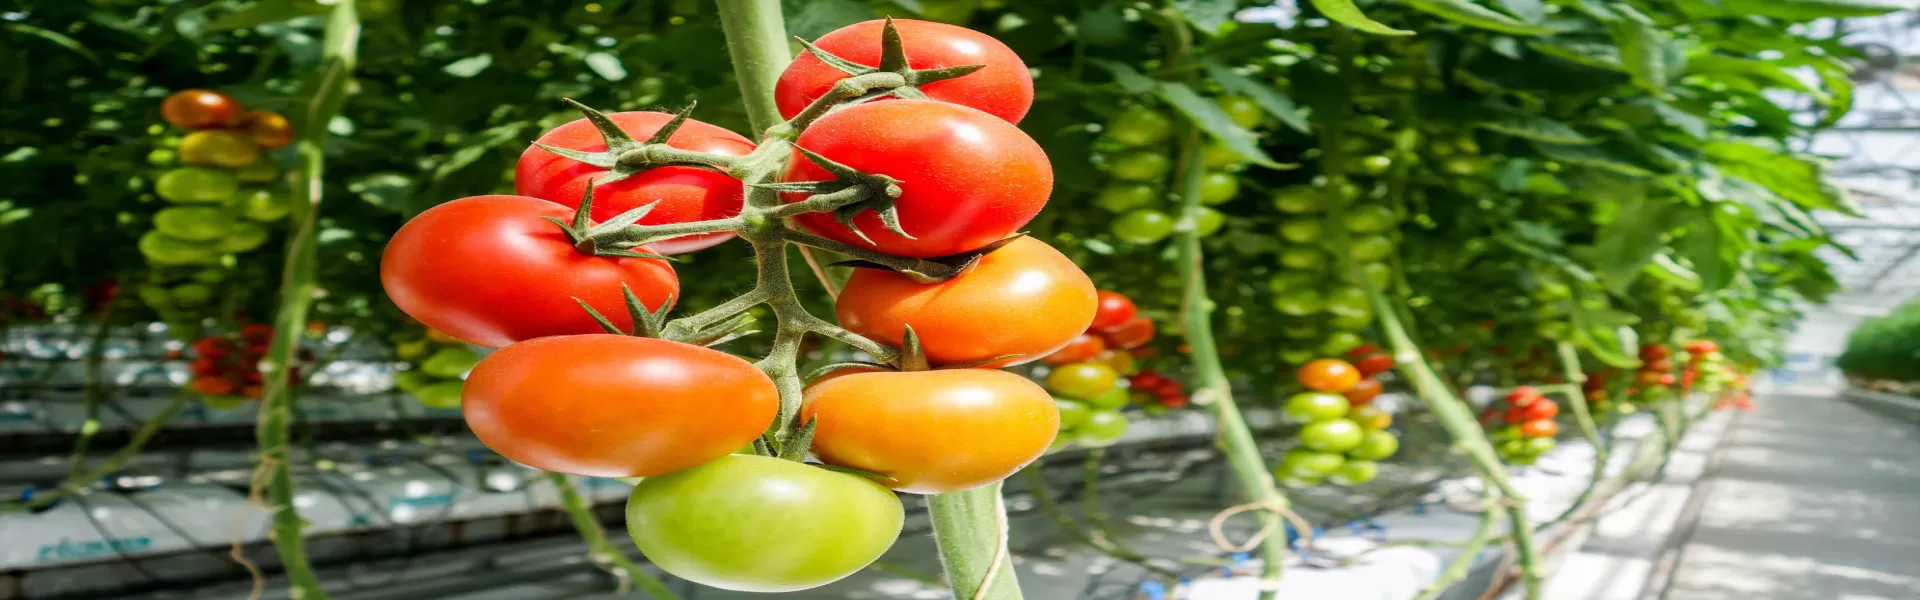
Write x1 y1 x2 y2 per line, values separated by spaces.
1338 136 1374 154
1280 448 1346 478
421 346 481 378
1047 362 1119 400
1080 410 1129 444
1349 235 1395 262
1343 204 1398 234
1279 246 1327 271
1321 331 1365 357
1216 95 1264 128
1354 262 1393 288
1284 392 1350 423
1203 142 1244 168
1346 155 1393 176
1193 207 1225 236
1331 311 1374 332
1271 186 1330 214
1441 155 1488 176
415 381 465 409
1085 385 1131 410
1112 209 1175 244
192 268 226 284
1281 323 1321 340
1107 107 1175 147
1526 436 1557 454
1300 419 1366 452
137 285 173 308
1268 272 1316 294
218 221 271 253
1197 172 1240 205
1278 219 1323 244
1330 460 1379 485
1325 286 1370 318
235 159 282 183
154 206 237 241
156 167 240 204
1273 289 1325 316
139 231 222 266
171 283 214 306
1055 398 1092 429
393 370 429 392
1278 348 1317 365
1497 438 1528 457
1322 179 1363 202
238 188 294 222
1095 183 1158 212
179 129 261 168
1109 150 1172 181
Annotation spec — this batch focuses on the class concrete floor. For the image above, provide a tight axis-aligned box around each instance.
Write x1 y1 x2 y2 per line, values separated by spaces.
1657 394 1920 600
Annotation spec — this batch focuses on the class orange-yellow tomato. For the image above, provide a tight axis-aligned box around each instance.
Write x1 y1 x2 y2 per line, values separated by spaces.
462 335 778 478
1298 358 1361 393
161 89 242 129
802 369 1059 494
240 111 295 149
835 237 1096 367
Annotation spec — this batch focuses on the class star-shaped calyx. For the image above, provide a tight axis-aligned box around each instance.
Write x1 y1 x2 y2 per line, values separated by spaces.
533 99 721 187
756 144 908 245
796 17 989 104
571 286 757 348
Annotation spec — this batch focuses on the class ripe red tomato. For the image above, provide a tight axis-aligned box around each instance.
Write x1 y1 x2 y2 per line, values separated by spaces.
191 376 236 396
1298 359 1361 393
784 100 1051 258
1657 373 1677 386
836 236 1095 367
1090 290 1138 330
1506 386 1542 406
1100 315 1156 350
1639 344 1670 361
774 19 1034 124
380 195 679 348
239 111 295 149
1344 344 1382 360
161 89 242 129
1506 399 1559 423
1344 378 1383 405
1684 340 1719 354
1042 333 1106 365
1353 352 1394 377
803 369 1057 494
463 335 777 478
1519 418 1559 438
517 111 756 254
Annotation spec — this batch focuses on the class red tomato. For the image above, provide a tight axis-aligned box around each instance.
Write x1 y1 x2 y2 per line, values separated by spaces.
1344 344 1383 360
836 237 1095 367
1090 290 1138 330
463 335 777 477
775 19 1034 124
1160 392 1189 408
1639 344 1670 361
803 369 1057 494
784 100 1051 258
1298 359 1361 393
1506 385 1541 406
1042 333 1106 365
381 195 678 348
1344 378 1383 405
1506 399 1559 423
161 89 242 129
1658 373 1677 386
190 376 235 396
1685 340 1719 354
240 111 295 149
1645 358 1674 373
1353 352 1394 377
1100 316 1156 350
1519 418 1559 438
517 112 756 254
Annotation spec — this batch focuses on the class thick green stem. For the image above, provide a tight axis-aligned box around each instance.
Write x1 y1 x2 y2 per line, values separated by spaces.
1173 130 1289 596
547 473 680 599
928 483 1021 600
254 4 359 597
716 0 789 135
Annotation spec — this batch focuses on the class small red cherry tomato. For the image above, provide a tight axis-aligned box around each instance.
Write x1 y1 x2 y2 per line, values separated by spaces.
1090 290 1138 330
1101 316 1156 350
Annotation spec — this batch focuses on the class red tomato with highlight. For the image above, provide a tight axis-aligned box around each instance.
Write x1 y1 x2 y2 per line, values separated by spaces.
1298 359 1361 393
1353 352 1394 377
784 100 1051 258
803 368 1057 494
381 195 679 348
1345 344 1382 360
1344 378 1383 405
463 335 777 478
1090 290 1138 330
1685 340 1719 354
1042 333 1107 365
775 19 1034 124
1506 399 1559 423
836 237 1094 367
1100 316 1156 350
1519 418 1559 438
162 89 242 129
517 112 756 254
1506 386 1542 406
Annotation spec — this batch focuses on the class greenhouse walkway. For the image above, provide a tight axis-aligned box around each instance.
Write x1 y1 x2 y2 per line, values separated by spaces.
1645 392 1920 600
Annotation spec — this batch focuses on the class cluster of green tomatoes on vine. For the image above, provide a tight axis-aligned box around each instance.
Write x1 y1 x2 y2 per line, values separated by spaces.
376 18 1110 592
390 326 480 411
1037 289 1194 448
136 89 297 337
1277 353 1399 487
1092 99 1265 244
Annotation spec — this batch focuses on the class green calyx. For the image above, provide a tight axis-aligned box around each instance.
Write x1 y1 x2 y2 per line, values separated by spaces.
571 285 756 348
534 99 741 183
795 17 986 107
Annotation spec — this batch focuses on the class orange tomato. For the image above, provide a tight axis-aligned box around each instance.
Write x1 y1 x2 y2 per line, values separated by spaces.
240 111 295 149
836 237 1096 367
161 89 243 129
190 376 236 396
462 335 778 478
1343 378 1383 405
802 369 1058 494
1519 418 1559 438
1042 333 1106 365
1298 358 1361 393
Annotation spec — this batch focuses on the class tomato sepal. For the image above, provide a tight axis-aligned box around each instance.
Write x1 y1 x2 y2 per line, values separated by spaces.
824 233 1023 284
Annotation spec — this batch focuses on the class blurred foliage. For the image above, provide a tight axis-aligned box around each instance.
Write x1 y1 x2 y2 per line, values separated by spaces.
1838 299 1920 384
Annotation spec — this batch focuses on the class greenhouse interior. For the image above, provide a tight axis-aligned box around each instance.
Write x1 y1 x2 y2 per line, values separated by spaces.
2 1 1917 599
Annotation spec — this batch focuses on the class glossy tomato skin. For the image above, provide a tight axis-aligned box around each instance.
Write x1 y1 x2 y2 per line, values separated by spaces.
1506 399 1559 423
1090 290 1138 330
1519 418 1559 438
1101 316 1156 350
1042 333 1106 365
1353 352 1394 377
803 369 1058 494
240 111 295 149
627 455 903 592
162 89 242 129
785 101 1051 257
464 335 777 478
837 236 1095 366
1299 359 1362 393
1344 378 1383 405
517 112 756 254
775 19 1033 123
380 195 678 348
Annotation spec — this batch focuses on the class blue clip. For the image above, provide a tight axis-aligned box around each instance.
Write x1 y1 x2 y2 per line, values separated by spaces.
1359 518 1388 541
1140 580 1167 600
19 487 33 502
1414 500 1429 515
1346 520 1365 535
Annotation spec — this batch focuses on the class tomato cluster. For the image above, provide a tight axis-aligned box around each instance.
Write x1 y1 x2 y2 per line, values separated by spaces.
1486 386 1560 466
185 324 284 407
377 19 1079 593
139 89 296 337
1277 358 1400 487
1035 289 1186 448
1094 101 1256 244
391 328 479 410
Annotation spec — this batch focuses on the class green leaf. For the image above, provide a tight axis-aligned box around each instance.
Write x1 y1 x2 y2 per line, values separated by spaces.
1152 82 1283 168
1608 5 1670 93
1678 208 1737 292
1533 142 1658 177
1404 0 1563 35
443 54 494 78
1590 191 1681 293
1706 141 1858 217
1530 39 1625 71
1093 60 1158 95
1306 0 1414 36
208 0 329 31
1076 5 1130 46
583 52 628 81
1497 0 1548 22
1202 60 1311 134
1718 0 1902 21
1175 0 1238 35
1651 101 1708 139
1476 113 1597 144
1685 55 1829 104
4 24 99 63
